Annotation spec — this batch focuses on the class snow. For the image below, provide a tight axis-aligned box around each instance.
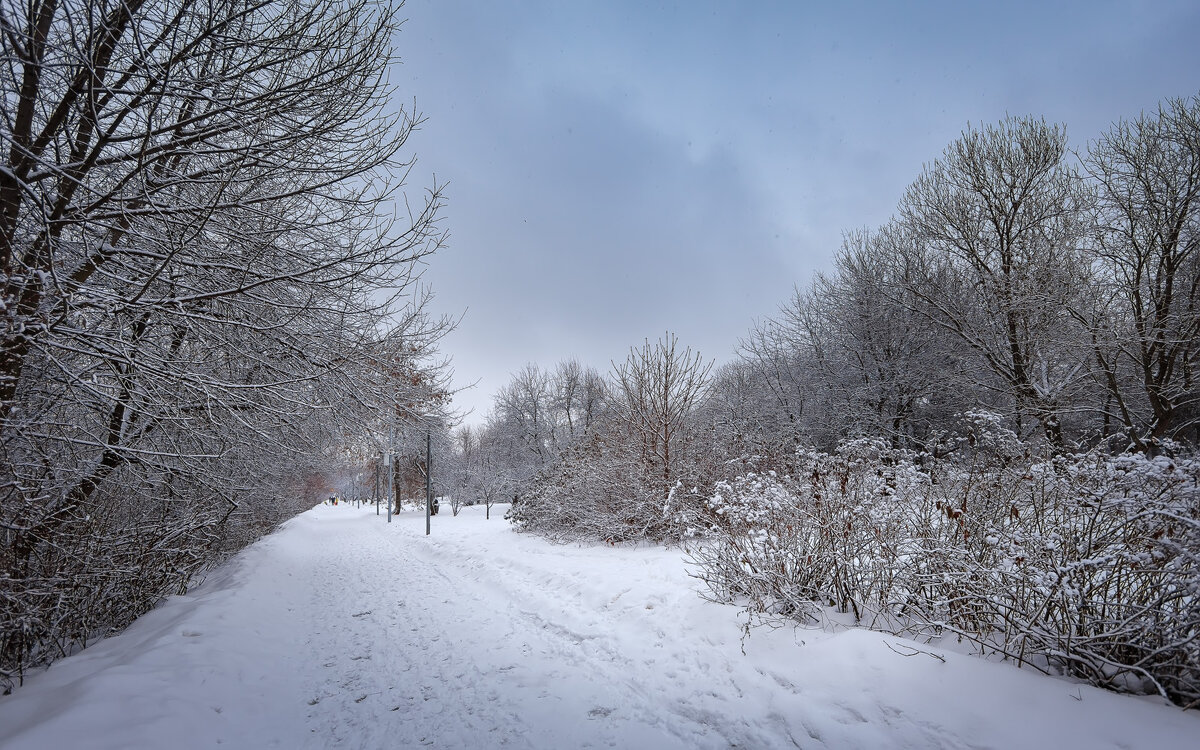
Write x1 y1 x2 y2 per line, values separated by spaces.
1 504 1196 749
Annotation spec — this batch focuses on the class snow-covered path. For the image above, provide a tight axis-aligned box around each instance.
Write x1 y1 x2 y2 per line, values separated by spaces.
1 504 1197 750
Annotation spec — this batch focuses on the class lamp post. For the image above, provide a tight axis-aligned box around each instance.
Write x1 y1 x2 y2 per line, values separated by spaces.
425 430 432 535
385 450 392 523
385 399 398 523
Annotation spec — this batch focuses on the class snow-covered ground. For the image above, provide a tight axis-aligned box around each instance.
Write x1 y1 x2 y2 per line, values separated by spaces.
0 504 1196 750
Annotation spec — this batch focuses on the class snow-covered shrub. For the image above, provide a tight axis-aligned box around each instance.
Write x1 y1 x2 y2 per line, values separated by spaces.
906 451 1200 706
507 425 715 545
0 458 315 691
690 439 923 623
689 471 823 620
508 437 655 544
691 439 1200 706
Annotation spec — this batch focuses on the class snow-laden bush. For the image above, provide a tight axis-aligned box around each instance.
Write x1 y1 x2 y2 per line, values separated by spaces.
924 451 1200 706
690 439 923 622
690 438 1200 707
1 460 316 690
507 435 707 544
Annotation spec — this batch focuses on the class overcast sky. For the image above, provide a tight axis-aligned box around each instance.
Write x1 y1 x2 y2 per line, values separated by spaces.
391 0 1200 424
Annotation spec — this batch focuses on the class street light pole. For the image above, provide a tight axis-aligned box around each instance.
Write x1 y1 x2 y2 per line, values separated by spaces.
386 401 397 524
425 429 432 535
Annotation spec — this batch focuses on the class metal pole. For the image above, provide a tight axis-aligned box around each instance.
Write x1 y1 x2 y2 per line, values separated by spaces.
390 403 399 522
425 430 432 535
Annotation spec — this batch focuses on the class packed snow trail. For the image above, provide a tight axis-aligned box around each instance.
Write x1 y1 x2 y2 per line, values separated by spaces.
1 505 1197 749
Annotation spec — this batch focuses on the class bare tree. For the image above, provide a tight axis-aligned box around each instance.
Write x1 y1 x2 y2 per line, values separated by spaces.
738 288 821 453
1084 94 1200 449
493 364 554 470
897 116 1091 448
472 424 516 520
816 227 968 448
551 358 609 442
700 361 773 466
612 333 712 493
0 0 447 687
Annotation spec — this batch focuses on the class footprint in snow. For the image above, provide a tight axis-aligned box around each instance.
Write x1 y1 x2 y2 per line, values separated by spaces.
587 707 614 718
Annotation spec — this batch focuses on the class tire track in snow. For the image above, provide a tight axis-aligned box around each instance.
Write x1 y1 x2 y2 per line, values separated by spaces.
285 508 735 748
394 532 695 748
398 519 805 749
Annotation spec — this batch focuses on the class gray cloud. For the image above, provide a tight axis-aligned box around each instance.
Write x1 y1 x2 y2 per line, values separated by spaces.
393 0 1200 422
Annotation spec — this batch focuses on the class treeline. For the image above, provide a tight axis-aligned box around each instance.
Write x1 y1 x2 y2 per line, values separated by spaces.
443 95 1200 706
0 0 448 691
742 100 1200 456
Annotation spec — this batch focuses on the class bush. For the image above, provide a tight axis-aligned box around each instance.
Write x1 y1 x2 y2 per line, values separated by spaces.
690 437 1200 707
1 465 317 692
507 435 707 544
